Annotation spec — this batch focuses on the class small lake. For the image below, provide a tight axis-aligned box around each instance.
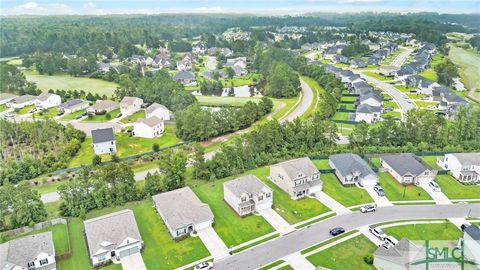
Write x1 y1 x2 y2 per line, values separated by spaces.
192 85 263 97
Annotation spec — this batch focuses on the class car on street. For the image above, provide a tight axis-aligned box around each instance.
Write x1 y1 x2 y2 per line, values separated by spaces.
329 227 345 236
369 226 387 240
384 235 399 247
360 204 376 213
194 262 213 270
374 185 385 196
429 181 441 192
116 113 123 118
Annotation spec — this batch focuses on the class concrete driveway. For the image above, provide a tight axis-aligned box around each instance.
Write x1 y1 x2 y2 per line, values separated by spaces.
258 208 295 235
418 183 452 205
365 185 393 207
120 253 146 270
197 227 230 261
315 191 351 215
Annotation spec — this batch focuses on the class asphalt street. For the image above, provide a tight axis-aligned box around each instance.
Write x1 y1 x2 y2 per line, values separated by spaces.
280 79 314 122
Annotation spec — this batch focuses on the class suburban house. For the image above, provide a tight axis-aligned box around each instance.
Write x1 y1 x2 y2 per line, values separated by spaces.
120 96 143 116
201 70 227 80
269 157 323 200
351 81 374 95
58 99 90 114
232 66 248 77
368 56 381 65
0 232 56 270
329 153 378 187
223 175 273 216
357 92 383 107
373 238 421 270
226 57 247 68
133 116 164 138
145 102 171 121
0 93 18 105
173 71 196 85
152 187 214 239
6 95 37 109
464 225 480 267
91 128 116 155
437 153 480 183
394 69 414 83
152 54 171 68
34 93 62 110
381 154 436 185
323 47 337 60
350 58 367 68
192 44 206 54
379 66 398 77
332 54 349 64
87 100 119 114
176 59 193 71
355 104 381 124
84 210 143 266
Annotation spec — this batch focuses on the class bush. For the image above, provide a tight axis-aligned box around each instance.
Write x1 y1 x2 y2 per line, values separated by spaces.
92 155 102 166
363 254 374 265
105 113 111 120
152 143 160 152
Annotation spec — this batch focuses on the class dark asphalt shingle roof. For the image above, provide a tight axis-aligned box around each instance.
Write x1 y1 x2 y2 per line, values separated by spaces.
91 128 115 144
329 154 376 179
0 232 54 270
381 154 429 176
465 224 480 240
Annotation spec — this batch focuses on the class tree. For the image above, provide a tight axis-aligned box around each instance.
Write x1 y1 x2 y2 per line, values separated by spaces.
435 59 459 87
225 66 235 79
192 143 210 180
92 155 102 166
264 62 300 98
158 149 188 191
152 143 160 152
144 172 164 195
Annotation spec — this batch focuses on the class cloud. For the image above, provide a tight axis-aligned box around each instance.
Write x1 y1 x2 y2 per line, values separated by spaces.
83 2 97 9
2 1 73 15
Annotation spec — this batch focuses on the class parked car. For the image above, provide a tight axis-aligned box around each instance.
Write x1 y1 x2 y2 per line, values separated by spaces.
385 106 393 111
374 185 385 197
194 262 213 270
360 204 377 213
81 111 88 116
28 108 37 113
429 181 441 192
57 111 64 116
74 114 82 120
384 235 399 247
461 224 471 231
369 226 387 240
393 117 401 122
4 113 14 118
329 227 345 236
116 113 123 118
420 97 430 101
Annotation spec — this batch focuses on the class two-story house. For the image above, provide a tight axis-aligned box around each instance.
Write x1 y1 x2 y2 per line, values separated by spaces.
34 93 62 110
91 128 116 155
120 96 143 116
133 116 164 138
437 153 480 183
145 103 171 121
269 157 323 200
224 175 273 216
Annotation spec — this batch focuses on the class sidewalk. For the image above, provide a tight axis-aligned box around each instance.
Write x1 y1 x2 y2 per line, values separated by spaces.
315 192 351 215
283 252 316 270
258 208 295 235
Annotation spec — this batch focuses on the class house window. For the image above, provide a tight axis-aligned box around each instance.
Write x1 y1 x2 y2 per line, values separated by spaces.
40 258 49 265
241 196 246 202
98 255 106 262
27 262 35 268
258 195 263 201
266 193 271 198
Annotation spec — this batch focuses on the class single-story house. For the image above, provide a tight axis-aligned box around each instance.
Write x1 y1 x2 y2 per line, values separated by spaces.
6 95 37 109
177 59 193 71
84 210 143 266
91 127 116 155
270 157 322 200
0 93 18 105
120 96 143 116
173 71 196 85
152 187 214 239
332 54 349 64
224 175 273 216
133 116 164 138
226 57 247 68
464 225 480 266
437 153 479 183
350 58 367 68
355 104 382 124
373 238 421 270
329 153 378 187
379 66 398 77
381 154 436 185
87 100 119 114
58 99 90 114
0 232 56 270
35 93 62 110
145 102 171 121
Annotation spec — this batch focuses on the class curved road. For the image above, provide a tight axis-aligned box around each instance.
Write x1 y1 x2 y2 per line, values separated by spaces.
214 204 480 270
280 79 314 122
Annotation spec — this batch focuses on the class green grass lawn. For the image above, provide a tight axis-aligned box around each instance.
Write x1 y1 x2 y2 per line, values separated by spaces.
449 46 480 100
338 103 355 110
340 96 356 102
82 108 120 122
306 235 376 270
60 109 87 120
406 93 429 99
34 107 58 119
378 172 432 201
68 125 182 167
364 71 392 81
381 111 402 118
273 96 301 120
332 112 351 121
368 157 381 168
384 101 400 109
419 156 442 169
24 69 118 96
414 100 439 108
192 178 275 247
120 110 146 124
312 159 332 170
321 174 374 207
394 85 415 92
45 201 63 220
101 264 123 270
418 53 443 82
0 104 7 112
58 219 91 270
383 222 463 240
435 175 480 199
16 104 35 115
221 73 261 87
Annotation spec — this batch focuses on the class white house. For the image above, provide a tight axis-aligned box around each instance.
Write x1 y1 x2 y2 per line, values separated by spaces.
358 93 383 107
177 59 193 71
91 128 116 155
355 104 382 124
145 103 171 121
120 96 143 116
35 93 62 110
464 225 480 267
58 99 90 114
152 187 214 239
381 154 436 185
87 100 119 114
6 95 37 109
0 93 18 105
226 57 247 69
133 116 164 138
84 210 143 266
437 153 480 183
329 154 378 187
0 232 56 270
224 175 273 216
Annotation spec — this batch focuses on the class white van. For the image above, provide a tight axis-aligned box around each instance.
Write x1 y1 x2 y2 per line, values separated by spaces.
384 235 399 247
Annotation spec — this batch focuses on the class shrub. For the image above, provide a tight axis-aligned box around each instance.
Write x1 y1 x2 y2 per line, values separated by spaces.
363 254 374 265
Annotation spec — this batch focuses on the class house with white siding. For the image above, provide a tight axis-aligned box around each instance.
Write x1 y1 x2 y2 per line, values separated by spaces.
464 225 480 267
224 175 272 216
381 154 436 185
120 96 143 116
91 128 116 155
145 103 171 121
355 104 381 124
6 95 37 109
437 153 480 183
35 93 62 110
87 100 119 114
58 99 90 114
329 154 378 187
133 116 164 138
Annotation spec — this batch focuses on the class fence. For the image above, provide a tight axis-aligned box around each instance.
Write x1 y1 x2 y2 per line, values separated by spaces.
2 218 67 238
332 119 358 125
337 108 356 113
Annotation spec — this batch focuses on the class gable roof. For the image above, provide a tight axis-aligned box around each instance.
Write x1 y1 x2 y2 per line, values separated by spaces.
224 175 272 198
10 95 36 104
152 187 214 230
271 157 318 181
450 153 480 167
59 99 88 109
381 154 430 176
120 96 142 106
356 104 381 114
37 93 57 102
464 224 480 240
330 154 377 179
145 103 169 114
173 71 195 81
91 128 115 144
0 232 54 270
90 100 119 111
359 92 383 103
0 93 18 102
373 238 421 266
84 210 142 257
136 116 163 127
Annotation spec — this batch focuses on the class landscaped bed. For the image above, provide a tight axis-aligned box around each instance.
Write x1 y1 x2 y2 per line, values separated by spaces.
378 172 432 201
82 108 120 122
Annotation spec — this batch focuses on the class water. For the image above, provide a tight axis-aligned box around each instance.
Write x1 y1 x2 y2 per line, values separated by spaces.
192 85 263 97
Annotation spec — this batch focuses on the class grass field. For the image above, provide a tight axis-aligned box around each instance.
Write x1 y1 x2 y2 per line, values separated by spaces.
414 100 439 108
120 110 146 124
394 85 415 92
383 222 462 240
306 235 376 270
24 70 118 96
195 95 262 106
221 73 261 87
33 107 59 119
435 175 480 199
364 71 392 81
449 46 480 100
60 109 87 120
340 96 356 102
378 172 432 201
381 111 402 118
82 108 120 122
418 53 443 82
321 173 374 207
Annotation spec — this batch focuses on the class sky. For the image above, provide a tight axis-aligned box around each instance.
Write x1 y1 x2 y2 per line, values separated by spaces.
0 0 479 15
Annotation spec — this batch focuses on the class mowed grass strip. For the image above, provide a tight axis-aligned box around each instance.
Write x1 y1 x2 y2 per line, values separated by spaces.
378 172 432 201
58 219 90 270
60 109 87 120
383 222 463 240
435 175 480 199
320 174 374 207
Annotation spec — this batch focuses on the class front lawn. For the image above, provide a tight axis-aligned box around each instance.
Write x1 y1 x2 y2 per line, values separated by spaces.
414 100 439 108
332 112 351 121
16 104 35 115
378 172 432 201
383 101 399 109
34 107 58 119
120 110 146 124
383 222 463 240
364 71 392 81
321 174 374 207
60 109 87 121
435 175 480 199
394 85 415 92
82 108 120 122
381 111 401 118
306 235 376 270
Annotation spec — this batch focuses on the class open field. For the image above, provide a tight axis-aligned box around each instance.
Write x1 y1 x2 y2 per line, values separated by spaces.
435 175 480 199
321 173 374 207
378 172 432 201
383 222 462 240
449 46 480 101
195 95 262 106
23 69 118 96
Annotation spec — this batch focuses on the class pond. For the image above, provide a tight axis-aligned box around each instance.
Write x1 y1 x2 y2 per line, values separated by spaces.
192 85 263 97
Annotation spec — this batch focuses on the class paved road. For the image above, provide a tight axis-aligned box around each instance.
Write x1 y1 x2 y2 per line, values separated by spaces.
280 79 314 122
213 204 480 270
390 47 414 67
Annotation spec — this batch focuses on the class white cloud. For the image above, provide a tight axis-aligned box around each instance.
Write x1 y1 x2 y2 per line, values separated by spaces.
2 1 73 15
83 2 97 9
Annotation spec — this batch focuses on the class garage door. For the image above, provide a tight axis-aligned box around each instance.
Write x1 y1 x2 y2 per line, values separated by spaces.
119 246 140 258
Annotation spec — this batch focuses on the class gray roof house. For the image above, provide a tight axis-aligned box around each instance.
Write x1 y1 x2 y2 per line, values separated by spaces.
84 210 143 266
373 238 421 270
0 232 56 270
381 154 436 185
464 224 480 266
355 104 382 124
173 71 196 85
351 81 374 95
269 157 322 200
91 127 116 155
437 153 480 183
87 100 119 114
224 175 273 216
152 187 214 238
350 58 367 68
0 93 18 105
58 99 90 114
6 94 37 109
329 154 378 187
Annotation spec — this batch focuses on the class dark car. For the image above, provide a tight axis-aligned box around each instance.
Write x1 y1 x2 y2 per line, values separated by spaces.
57 111 64 116
461 224 471 231
116 113 123 118
81 112 88 116
330 227 345 236
74 114 82 120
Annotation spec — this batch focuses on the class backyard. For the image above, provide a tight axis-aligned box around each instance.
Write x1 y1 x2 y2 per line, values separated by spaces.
418 53 443 82
378 172 432 201
120 110 146 124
